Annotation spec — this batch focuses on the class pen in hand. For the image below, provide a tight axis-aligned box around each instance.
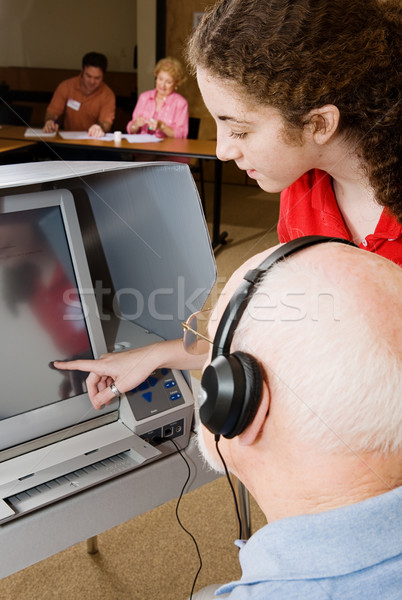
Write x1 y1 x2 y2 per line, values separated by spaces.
43 117 59 133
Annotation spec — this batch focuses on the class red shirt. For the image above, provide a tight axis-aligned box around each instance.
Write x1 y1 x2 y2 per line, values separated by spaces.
278 169 402 266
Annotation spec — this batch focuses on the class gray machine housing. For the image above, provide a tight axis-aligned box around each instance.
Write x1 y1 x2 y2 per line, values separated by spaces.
0 161 216 521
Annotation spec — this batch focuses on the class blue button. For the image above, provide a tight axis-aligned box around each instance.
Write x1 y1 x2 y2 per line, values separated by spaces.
161 368 169 375
169 392 182 401
138 381 149 391
164 380 176 388
148 376 158 387
142 392 152 403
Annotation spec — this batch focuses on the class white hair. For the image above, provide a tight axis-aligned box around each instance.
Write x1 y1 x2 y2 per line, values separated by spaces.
233 245 402 454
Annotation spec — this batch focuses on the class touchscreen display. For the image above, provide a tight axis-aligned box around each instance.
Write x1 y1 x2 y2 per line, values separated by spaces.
0 206 93 419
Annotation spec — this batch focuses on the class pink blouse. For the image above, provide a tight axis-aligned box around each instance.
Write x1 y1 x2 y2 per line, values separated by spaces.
126 89 189 138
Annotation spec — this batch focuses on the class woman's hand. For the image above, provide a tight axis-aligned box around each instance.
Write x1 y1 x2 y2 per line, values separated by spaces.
54 342 166 409
148 118 159 131
148 119 171 137
131 116 147 132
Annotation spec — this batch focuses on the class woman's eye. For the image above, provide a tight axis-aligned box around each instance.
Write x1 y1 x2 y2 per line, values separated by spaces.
229 131 247 139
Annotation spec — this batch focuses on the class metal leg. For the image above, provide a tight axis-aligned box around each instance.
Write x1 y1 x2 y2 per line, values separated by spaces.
212 160 228 249
234 478 252 540
86 536 99 554
199 158 206 217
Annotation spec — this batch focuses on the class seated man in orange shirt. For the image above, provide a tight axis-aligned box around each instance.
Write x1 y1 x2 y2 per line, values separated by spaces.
43 52 115 138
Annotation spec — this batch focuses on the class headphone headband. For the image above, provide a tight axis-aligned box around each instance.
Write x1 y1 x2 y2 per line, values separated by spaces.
212 236 356 359
201 235 356 438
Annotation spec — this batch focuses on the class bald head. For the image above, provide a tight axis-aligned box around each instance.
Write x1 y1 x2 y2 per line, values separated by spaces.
225 242 402 454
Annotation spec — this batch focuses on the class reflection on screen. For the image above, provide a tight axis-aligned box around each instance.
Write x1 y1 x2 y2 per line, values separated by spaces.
0 206 93 419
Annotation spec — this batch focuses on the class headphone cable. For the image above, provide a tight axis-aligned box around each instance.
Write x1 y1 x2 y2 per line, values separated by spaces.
169 438 203 599
163 435 243 599
215 435 243 541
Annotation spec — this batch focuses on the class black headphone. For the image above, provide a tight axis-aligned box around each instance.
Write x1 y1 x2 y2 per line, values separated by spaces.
199 235 356 439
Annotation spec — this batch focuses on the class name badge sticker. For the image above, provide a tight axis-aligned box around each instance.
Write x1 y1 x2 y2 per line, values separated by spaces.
67 99 81 111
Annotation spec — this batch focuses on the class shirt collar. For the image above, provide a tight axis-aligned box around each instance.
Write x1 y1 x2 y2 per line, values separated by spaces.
223 487 402 587
310 170 402 241
371 209 402 240
310 169 336 212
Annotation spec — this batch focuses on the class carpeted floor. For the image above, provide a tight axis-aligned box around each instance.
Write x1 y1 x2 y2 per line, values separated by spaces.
0 180 280 600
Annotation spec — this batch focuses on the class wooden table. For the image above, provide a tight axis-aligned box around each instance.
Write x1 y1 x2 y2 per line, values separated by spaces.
0 126 227 248
0 138 37 162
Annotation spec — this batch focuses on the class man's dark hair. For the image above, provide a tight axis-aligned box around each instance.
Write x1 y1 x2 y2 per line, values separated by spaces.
82 52 108 73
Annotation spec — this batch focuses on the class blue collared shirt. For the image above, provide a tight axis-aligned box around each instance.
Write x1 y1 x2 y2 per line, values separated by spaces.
217 487 402 599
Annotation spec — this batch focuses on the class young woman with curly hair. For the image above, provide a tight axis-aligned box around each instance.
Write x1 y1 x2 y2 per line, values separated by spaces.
188 0 402 264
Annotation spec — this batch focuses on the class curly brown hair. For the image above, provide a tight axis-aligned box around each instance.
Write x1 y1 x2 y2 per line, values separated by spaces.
187 0 402 221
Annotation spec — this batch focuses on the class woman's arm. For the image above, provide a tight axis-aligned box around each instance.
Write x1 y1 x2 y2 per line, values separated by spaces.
171 96 189 138
54 338 207 409
126 91 152 133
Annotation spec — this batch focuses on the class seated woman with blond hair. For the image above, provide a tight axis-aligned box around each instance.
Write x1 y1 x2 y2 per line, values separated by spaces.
126 57 188 139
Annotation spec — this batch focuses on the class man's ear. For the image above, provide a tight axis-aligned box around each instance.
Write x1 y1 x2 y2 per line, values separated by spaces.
237 382 270 447
306 105 340 145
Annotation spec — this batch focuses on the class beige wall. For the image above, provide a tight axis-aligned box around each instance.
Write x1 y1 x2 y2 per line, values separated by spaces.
0 0 137 72
137 0 157 94
166 1 216 140
165 1 248 183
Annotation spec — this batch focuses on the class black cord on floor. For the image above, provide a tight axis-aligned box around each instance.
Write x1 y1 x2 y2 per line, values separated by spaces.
169 438 203 600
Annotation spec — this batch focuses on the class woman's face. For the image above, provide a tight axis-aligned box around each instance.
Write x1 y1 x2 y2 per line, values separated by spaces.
155 70 176 99
197 68 318 193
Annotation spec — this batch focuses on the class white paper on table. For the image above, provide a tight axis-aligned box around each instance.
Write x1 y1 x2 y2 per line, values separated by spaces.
58 131 95 140
102 133 160 142
24 128 56 138
102 133 121 141
101 133 131 141
125 134 163 143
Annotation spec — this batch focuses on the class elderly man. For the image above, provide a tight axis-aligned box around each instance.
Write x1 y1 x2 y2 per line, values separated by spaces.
43 51 115 138
193 236 402 599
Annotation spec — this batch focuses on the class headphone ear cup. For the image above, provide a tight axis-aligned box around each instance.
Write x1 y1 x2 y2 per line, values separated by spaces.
199 351 263 438
230 351 263 437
